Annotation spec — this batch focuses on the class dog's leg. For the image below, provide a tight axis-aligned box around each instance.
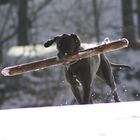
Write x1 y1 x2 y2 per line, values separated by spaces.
65 68 83 104
65 69 92 104
70 84 83 104
112 90 120 102
82 84 92 104
97 54 120 102
81 57 100 104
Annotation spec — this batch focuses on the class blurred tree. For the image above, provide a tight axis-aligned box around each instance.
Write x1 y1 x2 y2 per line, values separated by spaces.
17 0 52 45
0 0 52 62
17 0 29 45
0 3 16 63
0 0 9 5
136 0 140 39
92 0 100 43
121 0 135 47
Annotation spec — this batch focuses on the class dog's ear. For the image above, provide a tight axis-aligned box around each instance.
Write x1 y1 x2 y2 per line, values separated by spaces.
44 36 60 48
70 34 81 47
44 39 54 48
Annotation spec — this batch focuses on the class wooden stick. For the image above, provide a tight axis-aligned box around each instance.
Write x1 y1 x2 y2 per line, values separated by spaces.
1 38 129 76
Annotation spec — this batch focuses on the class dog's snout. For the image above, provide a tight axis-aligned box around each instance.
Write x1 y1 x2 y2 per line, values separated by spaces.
64 52 68 56
57 52 68 59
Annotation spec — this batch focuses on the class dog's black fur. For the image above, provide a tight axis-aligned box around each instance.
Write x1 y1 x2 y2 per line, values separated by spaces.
44 34 131 104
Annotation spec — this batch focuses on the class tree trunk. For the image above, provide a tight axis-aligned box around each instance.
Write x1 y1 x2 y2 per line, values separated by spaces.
121 0 135 43
17 0 29 45
0 44 3 63
0 0 9 5
92 0 100 43
136 0 140 39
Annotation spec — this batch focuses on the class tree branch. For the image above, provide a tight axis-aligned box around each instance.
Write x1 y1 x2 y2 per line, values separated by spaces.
0 28 17 45
30 0 52 22
1 38 129 76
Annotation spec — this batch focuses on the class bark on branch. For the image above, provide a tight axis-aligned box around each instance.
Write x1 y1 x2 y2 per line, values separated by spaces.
1 38 129 76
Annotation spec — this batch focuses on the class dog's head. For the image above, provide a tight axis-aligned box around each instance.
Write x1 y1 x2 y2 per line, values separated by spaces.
44 34 81 59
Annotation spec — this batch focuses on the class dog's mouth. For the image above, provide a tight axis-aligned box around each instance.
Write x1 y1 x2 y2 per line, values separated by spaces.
57 52 78 65
57 52 69 59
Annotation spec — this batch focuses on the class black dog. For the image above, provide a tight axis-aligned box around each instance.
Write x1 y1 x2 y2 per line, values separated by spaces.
44 34 131 104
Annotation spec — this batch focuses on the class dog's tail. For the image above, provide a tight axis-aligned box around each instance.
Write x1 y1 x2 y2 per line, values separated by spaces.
111 63 133 70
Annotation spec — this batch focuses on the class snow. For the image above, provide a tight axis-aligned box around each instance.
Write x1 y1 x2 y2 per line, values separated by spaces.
7 44 57 57
0 101 140 140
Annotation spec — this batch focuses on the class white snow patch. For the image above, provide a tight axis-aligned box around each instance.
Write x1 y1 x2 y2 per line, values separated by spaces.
7 44 57 57
0 102 140 140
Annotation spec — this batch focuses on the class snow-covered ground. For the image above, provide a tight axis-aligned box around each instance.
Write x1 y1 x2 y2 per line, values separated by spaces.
0 101 140 140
